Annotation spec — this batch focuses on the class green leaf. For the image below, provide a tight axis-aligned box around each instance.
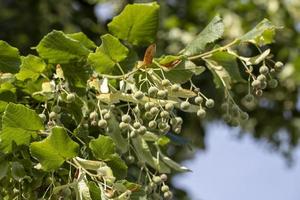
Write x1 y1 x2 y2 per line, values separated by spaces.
211 51 244 83
132 136 170 173
108 2 160 45
0 103 44 153
37 30 91 64
88 34 129 74
0 158 9 180
77 173 92 200
206 59 231 89
89 135 116 160
88 182 102 200
67 32 97 50
184 15 224 56
11 162 26 182
164 60 205 83
107 115 128 154
239 19 277 46
16 55 46 81
30 126 79 171
106 154 128 180
0 41 21 73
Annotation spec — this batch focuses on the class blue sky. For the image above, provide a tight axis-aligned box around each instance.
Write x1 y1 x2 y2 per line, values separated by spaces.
173 122 300 200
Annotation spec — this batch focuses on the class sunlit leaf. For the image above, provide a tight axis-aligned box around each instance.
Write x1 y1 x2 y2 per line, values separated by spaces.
16 55 46 81
30 126 79 171
108 2 160 45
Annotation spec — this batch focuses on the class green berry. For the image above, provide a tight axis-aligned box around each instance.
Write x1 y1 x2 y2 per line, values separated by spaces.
171 84 180 92
161 79 171 87
259 65 269 74
165 103 174 111
89 111 98 119
49 111 57 119
160 111 170 118
39 113 46 121
195 96 203 104
137 126 147 134
98 119 107 128
251 80 261 88
150 107 159 115
152 176 162 183
268 79 278 88
122 114 131 123
134 91 144 100
148 86 158 97
67 93 76 102
257 74 266 81
91 120 97 126
160 174 168 181
163 191 173 199
205 99 215 108
161 185 169 192
148 120 157 129
275 61 283 69
180 101 190 110
197 109 206 118
119 122 129 130
103 112 111 120
133 122 141 129
157 90 168 98
145 112 154 120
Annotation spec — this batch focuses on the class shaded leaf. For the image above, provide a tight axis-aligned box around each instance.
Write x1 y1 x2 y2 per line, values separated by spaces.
106 154 128 180
30 126 79 171
67 32 97 50
0 41 20 73
184 15 224 56
108 3 159 45
0 103 44 153
89 135 116 160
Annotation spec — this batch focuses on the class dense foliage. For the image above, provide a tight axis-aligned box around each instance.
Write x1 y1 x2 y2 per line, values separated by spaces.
0 1 284 199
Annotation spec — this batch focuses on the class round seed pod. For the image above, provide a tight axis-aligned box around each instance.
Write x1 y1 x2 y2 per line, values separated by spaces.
130 130 137 138
150 107 159 115
49 111 57 119
67 93 76 102
161 79 171 87
134 90 144 100
251 80 261 88
122 114 131 123
103 112 111 120
257 74 266 82
126 155 135 164
180 101 190 110
39 113 47 122
148 86 158 97
221 102 229 111
205 99 215 108
195 96 203 104
171 84 180 92
157 90 167 99
137 126 147 135
152 176 162 184
244 94 254 102
161 185 169 192
240 112 249 121
91 120 98 126
259 65 269 75
89 111 98 120
222 114 232 123
119 122 129 130
144 112 154 120
231 118 240 127
174 127 181 134
255 89 263 96
52 105 61 113
133 122 141 129
260 81 267 89
197 109 206 119
163 191 173 199
98 119 107 128
160 174 168 181
148 120 157 129
160 111 170 118
165 102 174 111
275 61 283 69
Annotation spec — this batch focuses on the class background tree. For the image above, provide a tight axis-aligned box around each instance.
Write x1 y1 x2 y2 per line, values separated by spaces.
0 0 299 199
